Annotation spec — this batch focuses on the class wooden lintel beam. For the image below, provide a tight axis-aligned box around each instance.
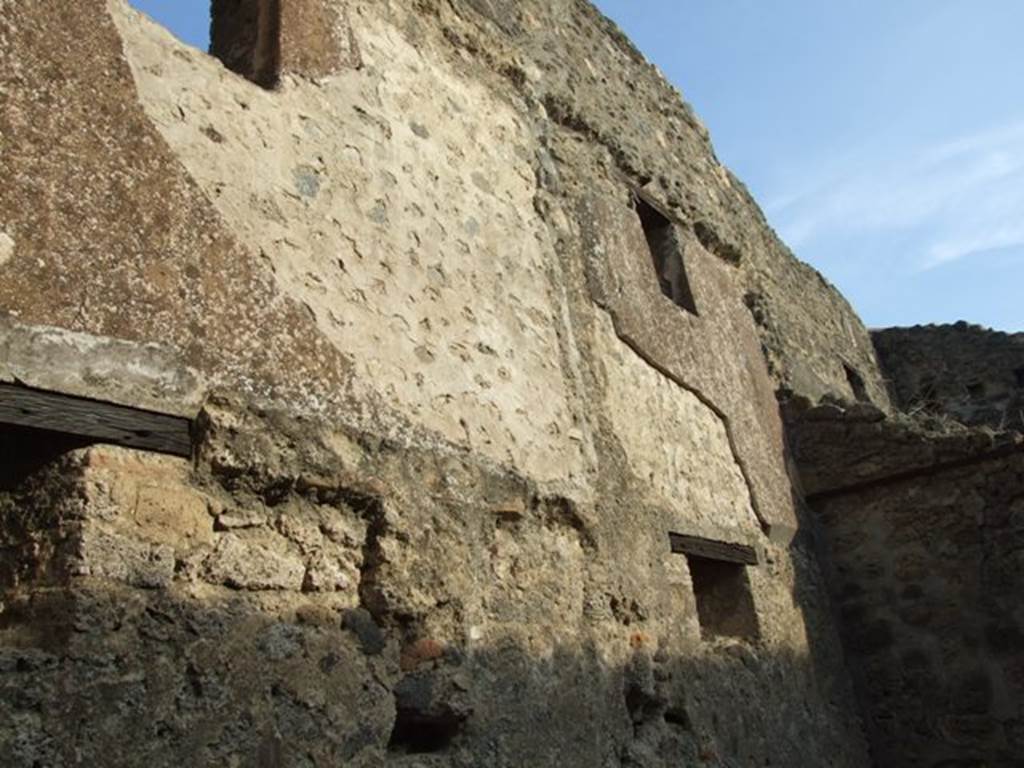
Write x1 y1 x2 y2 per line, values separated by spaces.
669 532 758 566
0 383 192 457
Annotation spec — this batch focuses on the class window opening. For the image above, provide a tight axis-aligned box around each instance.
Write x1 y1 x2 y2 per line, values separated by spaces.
634 194 698 315
0 424 92 491
388 706 462 754
670 533 760 642
687 556 760 641
211 0 282 87
843 364 871 403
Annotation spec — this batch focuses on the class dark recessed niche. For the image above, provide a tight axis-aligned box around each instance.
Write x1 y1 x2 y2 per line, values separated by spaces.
388 708 462 754
1014 367 1024 389
0 423 93 491
843 364 871 404
634 195 698 315
687 555 761 642
211 0 282 88
966 381 986 400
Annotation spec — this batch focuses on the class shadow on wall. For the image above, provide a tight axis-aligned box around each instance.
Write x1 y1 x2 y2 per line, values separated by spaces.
0 424 91 491
0 405 870 768
0 581 861 768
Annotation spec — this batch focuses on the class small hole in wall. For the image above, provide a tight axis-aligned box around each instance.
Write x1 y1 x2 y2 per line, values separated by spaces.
388 708 462 754
634 195 699 315
1014 367 1024 389
0 424 92 491
966 381 986 400
687 556 760 642
843 364 871 403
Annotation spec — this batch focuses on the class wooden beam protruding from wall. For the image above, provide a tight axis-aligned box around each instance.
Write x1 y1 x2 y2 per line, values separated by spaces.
0 383 192 457
669 532 758 566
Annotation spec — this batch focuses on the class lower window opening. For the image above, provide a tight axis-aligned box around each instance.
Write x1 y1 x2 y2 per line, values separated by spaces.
388 708 462 754
687 555 761 642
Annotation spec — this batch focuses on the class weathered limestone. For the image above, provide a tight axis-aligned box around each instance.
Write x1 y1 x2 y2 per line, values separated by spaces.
0 318 203 419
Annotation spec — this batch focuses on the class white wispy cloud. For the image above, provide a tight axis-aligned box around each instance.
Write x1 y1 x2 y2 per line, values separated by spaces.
768 118 1024 270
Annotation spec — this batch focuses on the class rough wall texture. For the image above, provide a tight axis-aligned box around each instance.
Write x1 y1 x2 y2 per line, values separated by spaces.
874 323 1024 433
1 400 869 767
0 0 882 765
789 400 1024 767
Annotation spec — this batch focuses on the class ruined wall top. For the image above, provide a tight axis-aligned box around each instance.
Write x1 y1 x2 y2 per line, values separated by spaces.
874 322 1024 432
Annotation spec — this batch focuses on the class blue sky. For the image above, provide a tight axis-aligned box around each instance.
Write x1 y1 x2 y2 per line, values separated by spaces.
130 1 1023 331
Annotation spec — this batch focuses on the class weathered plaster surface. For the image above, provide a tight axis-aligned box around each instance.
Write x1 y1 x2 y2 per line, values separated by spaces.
0 0 352 414
578 191 797 540
593 312 759 544
115 2 590 485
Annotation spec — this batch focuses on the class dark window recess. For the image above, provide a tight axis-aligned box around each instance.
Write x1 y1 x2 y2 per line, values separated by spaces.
843 364 871 403
0 423 92 491
635 196 698 315
687 555 761 641
211 0 282 88
388 708 462 754
966 381 986 400
1014 367 1024 389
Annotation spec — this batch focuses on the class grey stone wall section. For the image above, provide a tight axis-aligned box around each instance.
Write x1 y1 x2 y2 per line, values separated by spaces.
874 322 1024 432
790 401 1024 767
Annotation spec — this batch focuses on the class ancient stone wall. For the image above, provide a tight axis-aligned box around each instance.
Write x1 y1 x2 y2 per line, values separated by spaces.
874 323 1024 433
788 400 1024 767
0 0 878 765
1 398 869 766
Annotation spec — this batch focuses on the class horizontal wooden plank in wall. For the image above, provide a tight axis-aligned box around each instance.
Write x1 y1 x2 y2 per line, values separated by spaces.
0 383 192 457
669 532 758 566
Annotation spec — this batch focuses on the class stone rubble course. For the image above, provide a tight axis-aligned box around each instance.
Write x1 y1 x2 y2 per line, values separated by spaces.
1 399 868 766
